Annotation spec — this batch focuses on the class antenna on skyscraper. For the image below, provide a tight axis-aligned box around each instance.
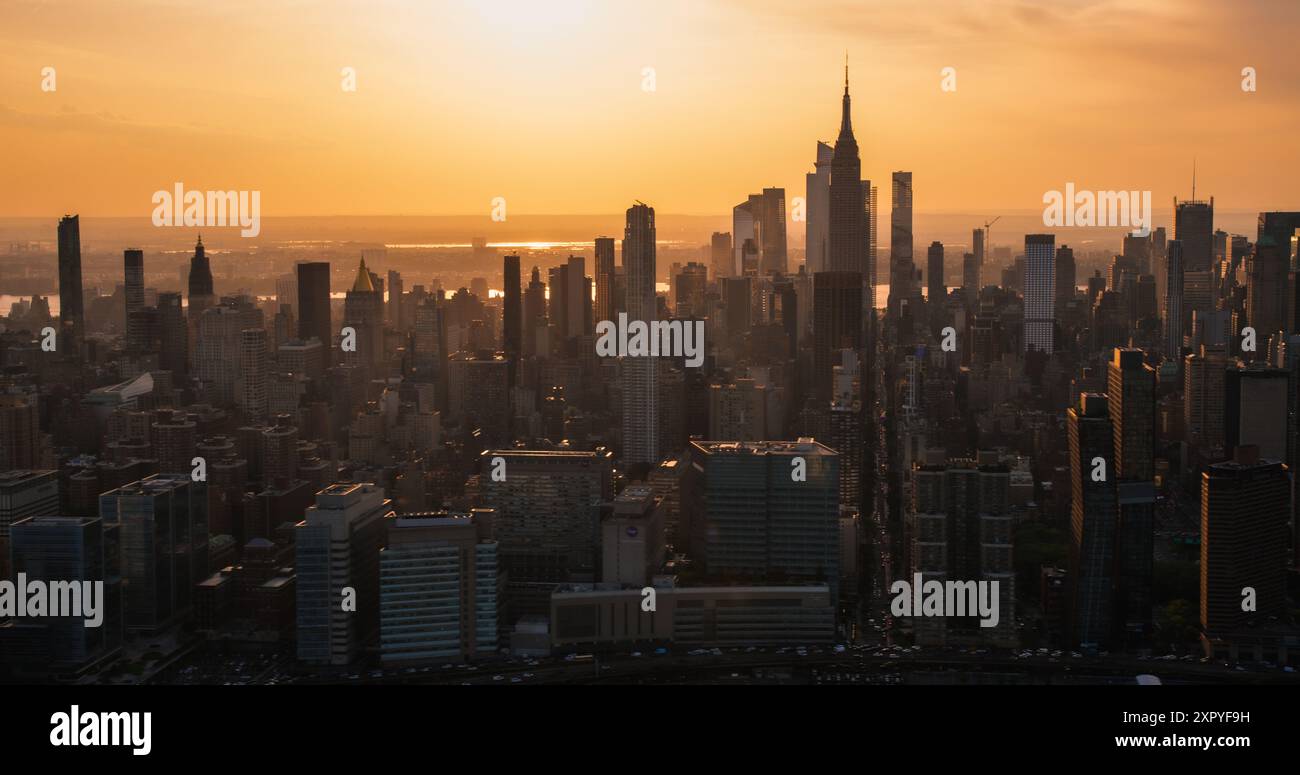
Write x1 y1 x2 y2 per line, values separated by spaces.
1192 157 1197 202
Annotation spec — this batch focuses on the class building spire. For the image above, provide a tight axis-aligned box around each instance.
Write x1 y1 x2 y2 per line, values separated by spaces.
351 255 376 293
839 54 853 136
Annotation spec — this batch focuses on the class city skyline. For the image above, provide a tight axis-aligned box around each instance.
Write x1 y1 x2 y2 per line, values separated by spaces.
4 0 1300 707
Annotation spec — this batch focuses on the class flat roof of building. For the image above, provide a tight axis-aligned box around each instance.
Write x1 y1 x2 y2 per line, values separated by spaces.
691 439 835 456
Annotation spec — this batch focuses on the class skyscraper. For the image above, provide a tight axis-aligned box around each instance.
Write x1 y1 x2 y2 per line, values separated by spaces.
710 232 732 280
1068 393 1117 650
805 141 834 275
1249 212 1300 338
0 395 42 472
1164 240 1184 357
343 257 383 367
909 450 1015 646
57 214 84 349
1200 447 1289 638
1108 349 1155 481
152 410 197 476
0 469 60 580
187 234 214 318
760 187 788 275
828 65 867 277
238 327 268 422
446 352 510 447
926 241 944 304
386 269 403 326
1175 197 1214 324
684 439 841 601
296 483 393 666
503 253 522 375
523 266 546 357
478 449 614 613
5 515 120 674
866 182 879 306
813 272 863 401
622 202 659 465
378 510 500 663
196 297 263 406
888 171 915 317
123 248 144 327
565 254 589 339
674 262 708 318
594 237 616 323
1107 348 1156 643
1054 244 1075 310
1184 344 1227 453
731 190 789 277
1224 365 1289 463
296 261 332 350
99 474 209 633
1022 234 1056 354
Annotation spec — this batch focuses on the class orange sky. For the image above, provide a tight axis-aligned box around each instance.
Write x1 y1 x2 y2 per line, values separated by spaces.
2 0 1298 218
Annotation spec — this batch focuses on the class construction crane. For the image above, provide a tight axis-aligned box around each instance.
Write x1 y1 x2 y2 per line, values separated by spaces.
982 216 1001 254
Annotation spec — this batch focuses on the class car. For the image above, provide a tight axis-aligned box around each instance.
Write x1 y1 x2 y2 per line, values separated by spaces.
511 677 522 683
493 675 505 681
630 651 643 658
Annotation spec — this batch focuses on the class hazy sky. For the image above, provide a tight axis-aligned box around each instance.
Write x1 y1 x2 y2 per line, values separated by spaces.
2 0 1298 219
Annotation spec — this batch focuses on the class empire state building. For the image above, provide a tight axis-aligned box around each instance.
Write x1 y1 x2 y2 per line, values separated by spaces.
814 64 867 401
827 64 867 276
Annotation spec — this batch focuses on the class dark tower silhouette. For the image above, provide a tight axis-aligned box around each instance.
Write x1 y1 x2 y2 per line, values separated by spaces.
828 61 866 276
187 234 213 299
297 261 332 350
57 214 84 348
503 253 521 385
